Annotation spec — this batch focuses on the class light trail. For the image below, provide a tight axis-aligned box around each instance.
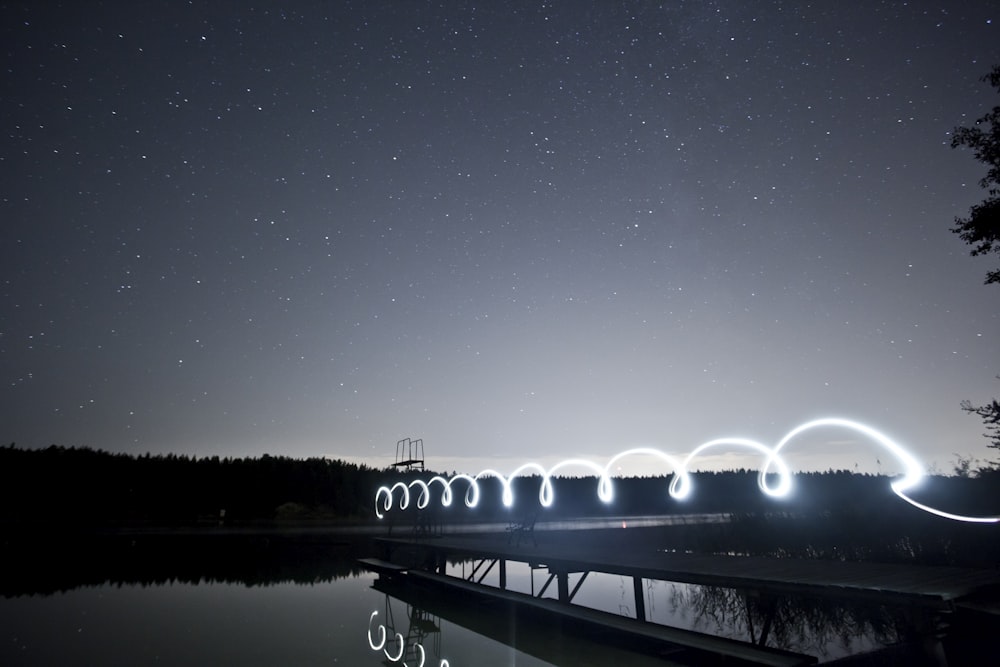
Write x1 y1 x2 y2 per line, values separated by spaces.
374 418 1000 523
367 610 449 666
367 611 385 651
374 474 479 519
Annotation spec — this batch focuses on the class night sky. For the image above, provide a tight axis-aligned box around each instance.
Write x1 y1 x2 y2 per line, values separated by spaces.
2 1 999 477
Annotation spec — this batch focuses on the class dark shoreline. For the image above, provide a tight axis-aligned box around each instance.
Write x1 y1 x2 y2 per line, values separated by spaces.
5 509 1000 599
0 517 728 598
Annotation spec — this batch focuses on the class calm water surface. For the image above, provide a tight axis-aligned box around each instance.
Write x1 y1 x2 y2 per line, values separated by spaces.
0 525 916 665
2 574 564 666
2 555 703 665
1 566 882 665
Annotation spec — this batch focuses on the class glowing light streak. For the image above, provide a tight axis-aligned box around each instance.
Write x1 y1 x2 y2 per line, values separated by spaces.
374 419 1000 523
674 437 794 499
385 631 405 662
604 448 686 502
367 610 449 666
367 611 386 651
545 458 606 506
375 474 480 518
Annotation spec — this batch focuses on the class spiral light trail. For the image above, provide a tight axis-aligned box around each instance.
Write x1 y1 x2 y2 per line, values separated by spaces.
374 418 999 523
367 611 449 667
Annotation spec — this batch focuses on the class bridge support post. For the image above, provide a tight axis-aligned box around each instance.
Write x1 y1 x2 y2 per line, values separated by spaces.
499 559 507 590
634 577 646 622
557 571 569 603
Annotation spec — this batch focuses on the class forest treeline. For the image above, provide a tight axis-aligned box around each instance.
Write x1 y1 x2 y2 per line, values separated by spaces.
3 443 999 528
0 444 383 524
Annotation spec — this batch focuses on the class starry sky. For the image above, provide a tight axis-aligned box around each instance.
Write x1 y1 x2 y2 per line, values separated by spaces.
2 1 999 477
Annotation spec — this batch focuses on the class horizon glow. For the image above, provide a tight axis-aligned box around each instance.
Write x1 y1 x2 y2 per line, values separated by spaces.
374 418 1000 523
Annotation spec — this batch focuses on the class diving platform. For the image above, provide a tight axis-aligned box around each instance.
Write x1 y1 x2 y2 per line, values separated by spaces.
391 437 425 472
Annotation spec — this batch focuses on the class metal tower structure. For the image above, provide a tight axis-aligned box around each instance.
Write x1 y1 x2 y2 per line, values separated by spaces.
393 437 424 472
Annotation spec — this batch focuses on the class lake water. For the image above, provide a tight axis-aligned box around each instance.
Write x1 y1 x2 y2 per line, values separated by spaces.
0 563 693 665
0 527 934 665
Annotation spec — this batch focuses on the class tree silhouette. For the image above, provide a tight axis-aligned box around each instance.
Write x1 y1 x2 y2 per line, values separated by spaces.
951 66 1000 462
951 65 1000 285
961 390 1000 454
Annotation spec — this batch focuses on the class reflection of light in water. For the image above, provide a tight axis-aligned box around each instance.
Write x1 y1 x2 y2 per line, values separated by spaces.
367 611 386 650
367 609 450 666
375 418 1000 523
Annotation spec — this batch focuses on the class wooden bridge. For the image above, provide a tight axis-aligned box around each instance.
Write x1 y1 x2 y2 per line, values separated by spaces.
361 527 1000 665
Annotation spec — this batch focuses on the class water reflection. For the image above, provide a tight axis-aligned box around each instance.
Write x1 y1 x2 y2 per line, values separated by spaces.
428 556 985 664
370 570 706 666
367 608 449 667
1 575 379 666
5 529 996 665
669 582 898 659
1 531 373 597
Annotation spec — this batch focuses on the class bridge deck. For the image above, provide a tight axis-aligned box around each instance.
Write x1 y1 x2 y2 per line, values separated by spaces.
376 530 1000 609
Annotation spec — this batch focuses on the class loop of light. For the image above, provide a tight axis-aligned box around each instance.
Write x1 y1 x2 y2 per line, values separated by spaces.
375 474 478 519
367 611 386 651
367 610 449 666
374 418 1000 523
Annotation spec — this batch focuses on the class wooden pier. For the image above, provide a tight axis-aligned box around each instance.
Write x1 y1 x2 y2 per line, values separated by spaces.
375 530 1000 609
361 527 1000 664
